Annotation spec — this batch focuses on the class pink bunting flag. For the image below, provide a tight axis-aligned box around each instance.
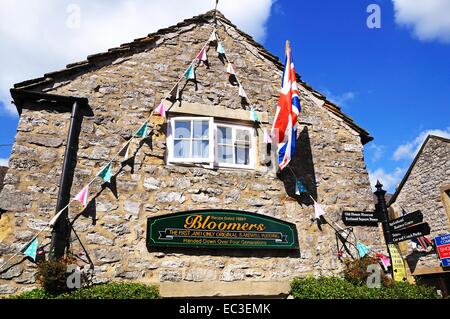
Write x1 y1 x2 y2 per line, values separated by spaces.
197 47 208 63
74 185 89 208
313 200 326 219
154 101 166 118
264 129 272 143
226 63 236 75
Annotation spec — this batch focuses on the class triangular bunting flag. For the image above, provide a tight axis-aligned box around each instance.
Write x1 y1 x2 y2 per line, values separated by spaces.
154 101 166 118
226 63 236 75
217 42 225 55
184 65 195 80
74 185 89 208
97 162 112 183
169 84 180 100
295 179 307 195
376 253 391 271
209 30 217 42
356 241 371 258
197 47 208 63
313 200 326 219
118 142 131 161
49 210 63 227
250 108 260 122
264 129 272 143
22 238 38 261
238 85 248 99
135 122 149 138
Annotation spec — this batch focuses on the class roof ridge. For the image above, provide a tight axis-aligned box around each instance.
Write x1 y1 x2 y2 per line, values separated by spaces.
12 9 372 143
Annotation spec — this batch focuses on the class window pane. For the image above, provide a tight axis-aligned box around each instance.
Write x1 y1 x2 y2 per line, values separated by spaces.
193 140 209 158
218 145 233 164
193 120 209 139
236 129 250 143
217 127 232 144
235 146 250 165
174 140 190 158
175 121 191 139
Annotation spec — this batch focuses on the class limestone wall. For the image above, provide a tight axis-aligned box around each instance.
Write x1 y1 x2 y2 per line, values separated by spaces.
0 19 380 296
390 137 450 273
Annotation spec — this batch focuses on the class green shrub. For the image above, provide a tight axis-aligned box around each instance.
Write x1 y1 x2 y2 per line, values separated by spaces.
291 276 439 299
36 259 69 294
11 282 160 299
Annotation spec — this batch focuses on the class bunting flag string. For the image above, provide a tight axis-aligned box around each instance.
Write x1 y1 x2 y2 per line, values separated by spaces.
1 25 223 272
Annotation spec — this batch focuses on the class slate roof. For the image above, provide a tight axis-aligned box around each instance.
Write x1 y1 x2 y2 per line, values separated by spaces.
11 10 373 144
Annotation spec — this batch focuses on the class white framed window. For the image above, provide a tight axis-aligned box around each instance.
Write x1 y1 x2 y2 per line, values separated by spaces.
167 117 255 169
167 117 214 163
215 123 255 169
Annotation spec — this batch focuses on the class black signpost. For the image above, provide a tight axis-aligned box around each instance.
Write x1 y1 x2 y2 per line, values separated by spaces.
390 222 431 244
388 210 423 231
342 211 379 227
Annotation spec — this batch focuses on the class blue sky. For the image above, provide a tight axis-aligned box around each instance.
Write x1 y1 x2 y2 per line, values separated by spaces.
0 0 449 193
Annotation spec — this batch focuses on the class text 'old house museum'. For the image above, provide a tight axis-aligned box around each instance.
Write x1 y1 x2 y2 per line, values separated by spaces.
2 11 438 297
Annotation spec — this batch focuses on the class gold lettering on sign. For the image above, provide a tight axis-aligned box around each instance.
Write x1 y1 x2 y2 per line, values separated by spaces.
184 215 265 232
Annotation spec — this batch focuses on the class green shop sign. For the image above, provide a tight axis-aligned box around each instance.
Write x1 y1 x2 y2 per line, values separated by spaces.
147 210 299 250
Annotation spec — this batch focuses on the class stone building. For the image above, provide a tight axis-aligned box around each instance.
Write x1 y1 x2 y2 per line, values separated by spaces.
0 11 381 297
389 135 450 294
0 166 7 193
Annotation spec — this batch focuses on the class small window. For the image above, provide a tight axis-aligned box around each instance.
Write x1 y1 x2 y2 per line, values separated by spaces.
167 117 255 169
168 117 214 163
216 124 253 168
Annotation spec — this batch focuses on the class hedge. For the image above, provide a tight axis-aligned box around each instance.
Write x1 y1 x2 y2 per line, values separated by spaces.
291 276 440 299
10 282 161 299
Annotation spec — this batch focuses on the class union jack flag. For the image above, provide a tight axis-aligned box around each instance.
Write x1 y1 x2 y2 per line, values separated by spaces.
272 41 301 171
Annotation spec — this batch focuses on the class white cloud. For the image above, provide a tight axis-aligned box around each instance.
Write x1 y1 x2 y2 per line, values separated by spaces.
0 158 9 167
368 167 406 193
0 0 274 116
392 0 450 43
367 143 385 163
393 127 450 161
322 89 356 108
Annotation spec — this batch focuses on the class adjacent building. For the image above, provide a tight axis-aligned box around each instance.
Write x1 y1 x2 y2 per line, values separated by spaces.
389 135 450 295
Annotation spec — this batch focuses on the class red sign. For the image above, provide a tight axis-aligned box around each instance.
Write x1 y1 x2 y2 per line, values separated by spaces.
437 244 450 259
